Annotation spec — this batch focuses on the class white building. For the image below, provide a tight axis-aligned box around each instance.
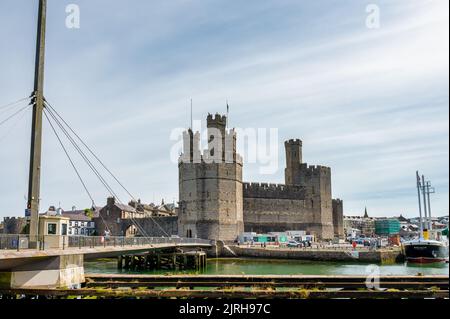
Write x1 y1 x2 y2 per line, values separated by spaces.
62 207 100 236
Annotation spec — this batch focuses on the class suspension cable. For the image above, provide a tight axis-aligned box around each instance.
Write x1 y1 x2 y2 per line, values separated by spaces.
44 108 113 234
0 95 32 111
44 99 168 237
43 109 95 206
44 100 136 200
45 106 151 236
45 107 120 201
0 104 30 143
45 109 116 234
0 104 32 127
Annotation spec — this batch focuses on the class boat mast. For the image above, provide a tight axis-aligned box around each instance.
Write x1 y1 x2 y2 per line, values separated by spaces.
426 181 433 231
416 171 424 239
421 175 428 234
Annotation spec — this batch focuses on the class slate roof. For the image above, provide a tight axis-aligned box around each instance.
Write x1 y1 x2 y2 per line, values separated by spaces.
114 203 137 213
62 207 101 221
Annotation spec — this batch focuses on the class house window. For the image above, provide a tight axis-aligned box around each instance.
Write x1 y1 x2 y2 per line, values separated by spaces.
47 223 57 235
61 224 68 236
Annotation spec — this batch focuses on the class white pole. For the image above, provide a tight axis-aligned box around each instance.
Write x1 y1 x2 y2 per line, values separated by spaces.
426 181 433 231
421 175 428 233
416 171 423 239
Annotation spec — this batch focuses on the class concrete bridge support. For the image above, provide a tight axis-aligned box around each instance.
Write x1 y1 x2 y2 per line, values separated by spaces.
0 254 85 289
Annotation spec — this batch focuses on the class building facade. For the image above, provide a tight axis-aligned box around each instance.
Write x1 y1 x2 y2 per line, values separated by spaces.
94 197 178 237
178 113 344 241
344 216 375 237
61 208 99 236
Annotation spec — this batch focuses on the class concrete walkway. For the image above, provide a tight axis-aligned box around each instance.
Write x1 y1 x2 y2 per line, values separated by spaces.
0 243 211 270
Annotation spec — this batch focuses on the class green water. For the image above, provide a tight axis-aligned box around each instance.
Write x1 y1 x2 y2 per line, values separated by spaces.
84 258 449 276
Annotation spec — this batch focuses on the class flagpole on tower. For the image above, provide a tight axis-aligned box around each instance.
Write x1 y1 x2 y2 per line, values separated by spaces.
190 98 193 130
226 99 229 129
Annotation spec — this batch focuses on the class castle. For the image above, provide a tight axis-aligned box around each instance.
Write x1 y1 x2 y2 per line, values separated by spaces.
178 113 344 241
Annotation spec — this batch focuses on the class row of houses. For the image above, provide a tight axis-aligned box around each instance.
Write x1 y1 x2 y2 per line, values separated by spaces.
1 197 177 236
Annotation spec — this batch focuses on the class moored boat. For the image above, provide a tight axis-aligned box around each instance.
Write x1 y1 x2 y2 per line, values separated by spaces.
403 239 449 263
403 172 449 264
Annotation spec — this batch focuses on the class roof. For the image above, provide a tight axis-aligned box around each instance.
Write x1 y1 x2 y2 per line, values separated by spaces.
115 203 137 213
61 207 101 221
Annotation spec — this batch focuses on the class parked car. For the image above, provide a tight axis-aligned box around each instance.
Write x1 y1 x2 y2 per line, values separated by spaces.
287 240 302 248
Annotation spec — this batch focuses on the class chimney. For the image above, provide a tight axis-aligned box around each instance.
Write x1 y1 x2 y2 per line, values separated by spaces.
107 197 115 207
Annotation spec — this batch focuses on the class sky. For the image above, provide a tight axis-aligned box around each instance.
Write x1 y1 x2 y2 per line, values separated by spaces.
0 0 448 219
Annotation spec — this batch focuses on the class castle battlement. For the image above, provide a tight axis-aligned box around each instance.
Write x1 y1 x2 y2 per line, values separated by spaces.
300 164 331 176
243 182 306 200
285 139 302 146
179 154 243 166
207 113 227 126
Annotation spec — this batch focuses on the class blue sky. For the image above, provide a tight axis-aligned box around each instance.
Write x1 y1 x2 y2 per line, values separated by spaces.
0 0 448 218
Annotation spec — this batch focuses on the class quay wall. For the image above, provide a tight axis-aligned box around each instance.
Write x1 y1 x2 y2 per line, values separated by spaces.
222 246 404 263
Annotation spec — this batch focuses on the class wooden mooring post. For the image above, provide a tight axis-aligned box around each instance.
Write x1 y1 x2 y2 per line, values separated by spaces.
118 251 207 271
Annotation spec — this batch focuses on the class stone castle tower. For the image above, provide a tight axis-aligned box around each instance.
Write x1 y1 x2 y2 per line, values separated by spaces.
284 139 335 239
178 114 244 241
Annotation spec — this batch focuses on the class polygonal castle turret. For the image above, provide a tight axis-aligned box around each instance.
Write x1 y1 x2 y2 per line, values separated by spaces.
178 113 243 241
180 113 240 164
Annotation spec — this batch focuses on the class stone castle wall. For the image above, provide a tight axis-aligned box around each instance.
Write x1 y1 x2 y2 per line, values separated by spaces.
2 217 28 234
332 199 344 238
178 114 342 241
178 161 244 241
242 181 333 239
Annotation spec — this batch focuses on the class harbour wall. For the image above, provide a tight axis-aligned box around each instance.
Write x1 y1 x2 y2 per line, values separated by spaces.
208 243 404 264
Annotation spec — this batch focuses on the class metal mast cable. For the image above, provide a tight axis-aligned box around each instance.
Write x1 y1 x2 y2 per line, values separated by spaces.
45 106 120 200
44 100 168 237
43 109 112 233
43 110 95 205
0 95 32 110
44 106 149 237
44 100 136 201
0 104 33 127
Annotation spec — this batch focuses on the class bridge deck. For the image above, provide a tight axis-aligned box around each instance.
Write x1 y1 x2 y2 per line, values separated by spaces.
0 242 211 270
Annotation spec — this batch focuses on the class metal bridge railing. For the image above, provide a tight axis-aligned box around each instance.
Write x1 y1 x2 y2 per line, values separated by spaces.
0 234 211 251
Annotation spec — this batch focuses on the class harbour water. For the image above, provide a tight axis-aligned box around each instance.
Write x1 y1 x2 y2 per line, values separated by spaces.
85 258 449 276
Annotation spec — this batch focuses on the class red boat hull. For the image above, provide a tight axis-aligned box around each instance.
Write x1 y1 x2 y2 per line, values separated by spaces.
406 257 448 264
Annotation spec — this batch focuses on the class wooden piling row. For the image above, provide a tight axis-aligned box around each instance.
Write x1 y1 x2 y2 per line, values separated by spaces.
117 251 207 271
